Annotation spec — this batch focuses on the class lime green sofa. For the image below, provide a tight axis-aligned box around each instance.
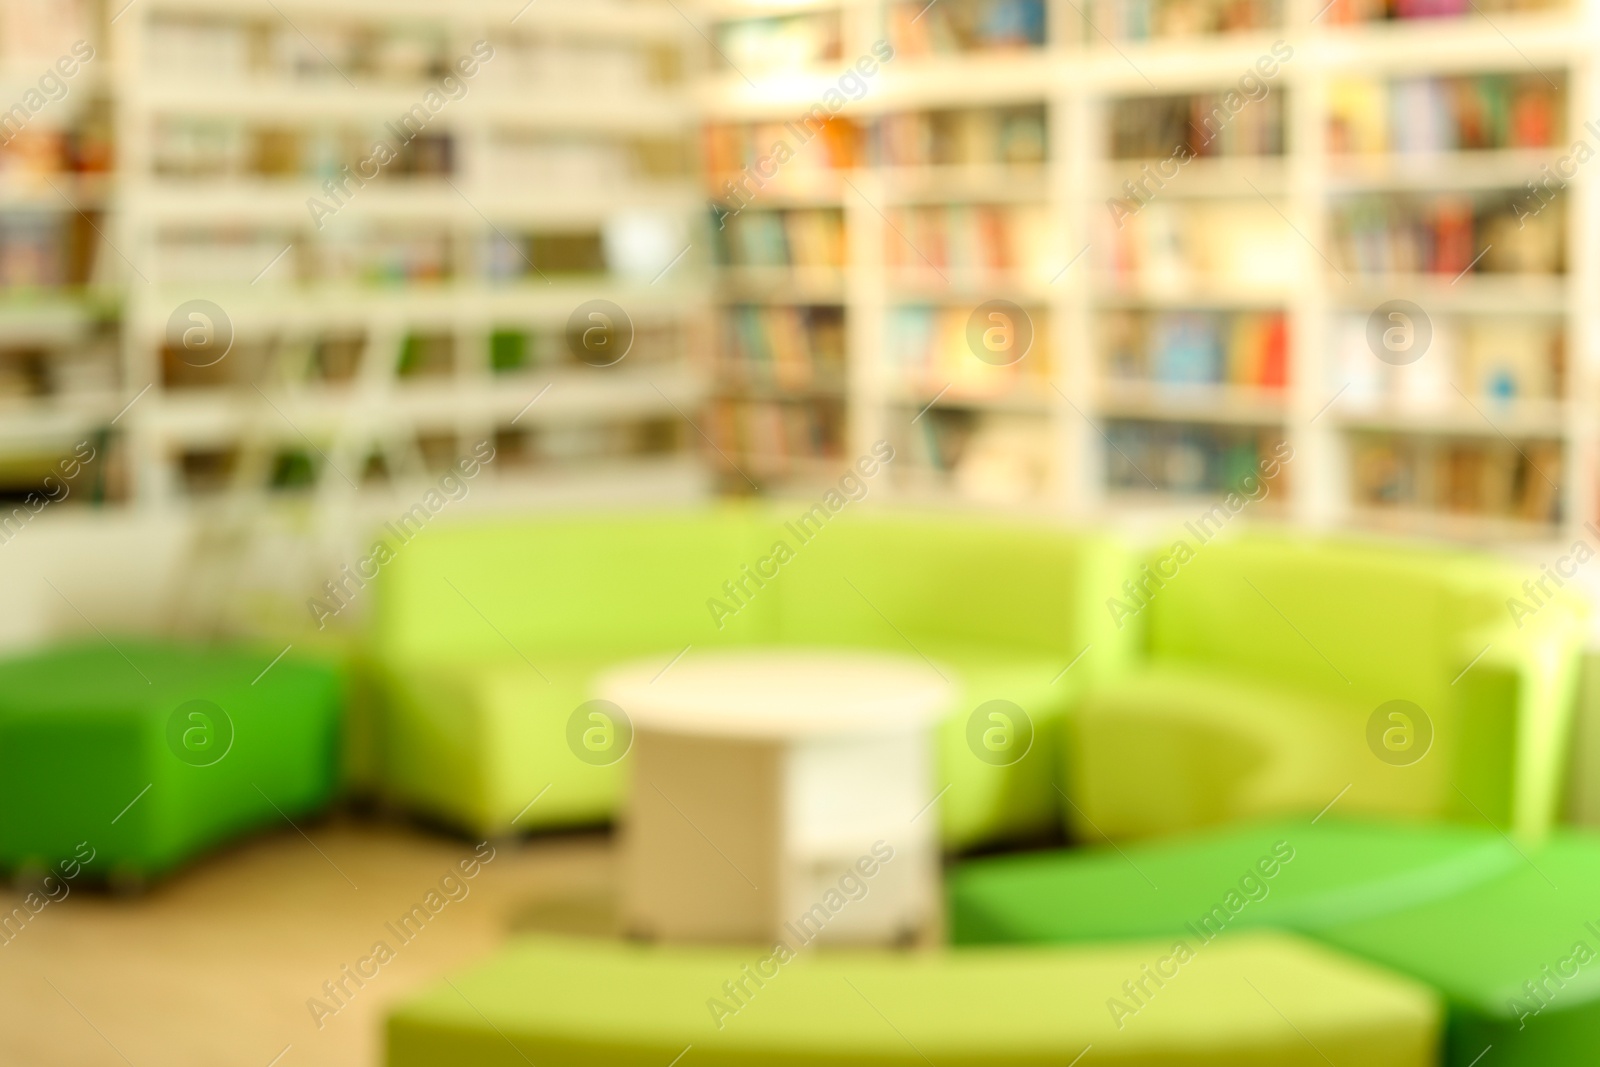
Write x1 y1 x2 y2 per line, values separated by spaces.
947 819 1600 1067
0 640 342 883
387 932 1439 1067
1065 533 1587 843
367 507 1134 849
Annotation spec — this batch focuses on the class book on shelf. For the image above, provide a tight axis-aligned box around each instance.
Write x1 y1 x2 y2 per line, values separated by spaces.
1103 199 1299 291
1091 0 1282 40
1350 432 1562 524
721 305 846 392
1319 0 1563 27
885 203 1049 285
709 397 843 471
713 13 840 75
705 118 859 178
888 0 1047 56
1329 193 1563 276
1327 73 1563 155
888 304 1049 397
718 209 846 270
1331 313 1561 407
870 106 1048 168
1102 309 1287 391
900 408 1050 503
1109 92 1283 159
1105 420 1289 497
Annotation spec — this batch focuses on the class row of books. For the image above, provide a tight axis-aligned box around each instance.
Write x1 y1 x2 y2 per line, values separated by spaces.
146 16 459 84
493 324 686 374
889 0 1047 56
719 305 847 391
1320 0 1563 23
0 210 94 288
703 119 859 179
1105 421 1290 496
1101 310 1288 389
157 229 456 286
153 122 454 180
900 409 1051 503
708 397 845 468
703 107 1049 176
0 116 112 180
873 106 1048 168
1091 0 1281 40
1331 314 1561 403
1110 91 1285 159
717 209 846 270
1330 194 1563 276
714 13 840 76
884 204 1051 283
1350 433 1562 524
1328 74 1563 156
886 304 1050 396
1102 200 1297 290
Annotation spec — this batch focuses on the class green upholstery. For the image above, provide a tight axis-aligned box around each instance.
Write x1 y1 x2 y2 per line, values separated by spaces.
1310 832 1600 1067
0 639 341 882
1066 533 1587 842
946 817 1522 946
368 507 1134 848
386 932 1439 1067
948 820 1600 1066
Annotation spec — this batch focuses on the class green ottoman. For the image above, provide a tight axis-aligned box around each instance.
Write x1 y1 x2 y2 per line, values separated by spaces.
386 932 1439 1066
0 639 342 883
948 817 1522 946
1311 832 1600 1067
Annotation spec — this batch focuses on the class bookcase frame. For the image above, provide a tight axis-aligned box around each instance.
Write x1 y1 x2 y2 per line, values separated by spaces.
699 0 1596 547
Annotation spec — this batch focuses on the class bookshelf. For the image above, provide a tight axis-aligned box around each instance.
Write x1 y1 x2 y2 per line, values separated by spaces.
699 0 1596 545
0 0 711 568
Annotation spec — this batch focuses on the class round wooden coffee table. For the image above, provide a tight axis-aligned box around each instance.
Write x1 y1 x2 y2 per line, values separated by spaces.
595 647 951 946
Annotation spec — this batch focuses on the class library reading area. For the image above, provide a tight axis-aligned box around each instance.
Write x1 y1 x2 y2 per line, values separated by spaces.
3 0 1600 1065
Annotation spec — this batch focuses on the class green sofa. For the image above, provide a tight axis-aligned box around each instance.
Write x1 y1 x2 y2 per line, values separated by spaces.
0 639 342 883
947 818 1600 1067
367 507 1135 849
1066 533 1587 843
386 932 1439 1067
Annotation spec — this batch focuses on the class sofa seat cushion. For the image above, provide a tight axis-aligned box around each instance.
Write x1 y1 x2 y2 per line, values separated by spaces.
1065 664 1475 841
947 816 1522 946
386 932 1439 1067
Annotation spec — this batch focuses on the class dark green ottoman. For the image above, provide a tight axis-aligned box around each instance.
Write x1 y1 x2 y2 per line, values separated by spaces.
949 817 1521 945
0 639 343 883
1310 833 1600 1067
949 818 1600 1065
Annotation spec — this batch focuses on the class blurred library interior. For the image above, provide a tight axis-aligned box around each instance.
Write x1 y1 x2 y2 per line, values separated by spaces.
6 0 1600 1065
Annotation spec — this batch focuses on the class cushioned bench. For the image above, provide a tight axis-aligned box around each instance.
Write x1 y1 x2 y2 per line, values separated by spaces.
0 639 342 883
386 932 1439 1067
368 507 1135 850
948 819 1600 1066
1064 534 1587 843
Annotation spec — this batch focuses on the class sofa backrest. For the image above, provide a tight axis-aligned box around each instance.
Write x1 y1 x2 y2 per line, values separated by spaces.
372 507 778 659
1142 533 1514 712
374 506 1137 667
770 508 1136 664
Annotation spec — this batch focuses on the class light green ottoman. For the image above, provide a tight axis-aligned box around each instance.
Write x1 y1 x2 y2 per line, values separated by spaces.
386 932 1439 1066
0 639 342 882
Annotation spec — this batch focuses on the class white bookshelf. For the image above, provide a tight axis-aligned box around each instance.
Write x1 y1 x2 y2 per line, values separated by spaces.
0 0 714 538
696 0 1594 544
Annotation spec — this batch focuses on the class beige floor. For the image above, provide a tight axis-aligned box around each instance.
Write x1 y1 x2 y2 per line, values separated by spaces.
0 817 617 1067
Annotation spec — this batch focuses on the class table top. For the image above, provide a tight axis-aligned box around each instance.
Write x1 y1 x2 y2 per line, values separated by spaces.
593 647 951 739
